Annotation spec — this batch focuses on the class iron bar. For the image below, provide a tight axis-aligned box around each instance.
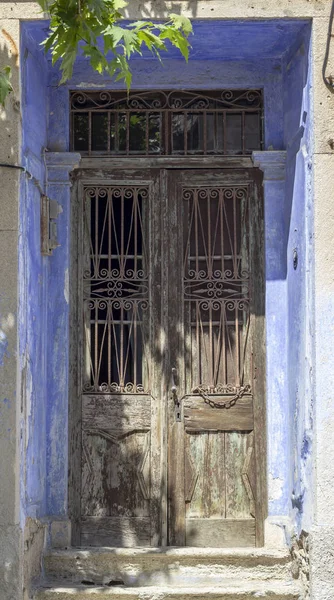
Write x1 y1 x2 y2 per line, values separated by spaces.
83 185 150 394
183 185 250 394
71 89 263 156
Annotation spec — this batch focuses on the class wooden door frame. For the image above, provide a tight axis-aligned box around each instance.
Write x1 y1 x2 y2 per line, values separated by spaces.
68 157 266 547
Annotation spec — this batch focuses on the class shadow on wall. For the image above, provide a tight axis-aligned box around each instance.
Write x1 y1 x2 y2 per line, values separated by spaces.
124 0 200 18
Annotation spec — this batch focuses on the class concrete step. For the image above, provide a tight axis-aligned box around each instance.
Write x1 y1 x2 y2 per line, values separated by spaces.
34 582 302 600
43 547 294 587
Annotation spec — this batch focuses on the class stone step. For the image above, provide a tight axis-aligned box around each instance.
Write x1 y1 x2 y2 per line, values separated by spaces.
43 547 294 587
34 582 302 600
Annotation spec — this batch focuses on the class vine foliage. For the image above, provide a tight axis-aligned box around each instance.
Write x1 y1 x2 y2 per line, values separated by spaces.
0 0 192 105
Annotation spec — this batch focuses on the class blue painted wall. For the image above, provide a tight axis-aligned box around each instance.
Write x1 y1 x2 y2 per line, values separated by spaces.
20 18 313 537
21 24 72 519
283 26 314 533
20 25 49 521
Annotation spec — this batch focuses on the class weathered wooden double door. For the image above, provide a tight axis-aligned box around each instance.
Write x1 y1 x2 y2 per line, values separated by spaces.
73 167 265 548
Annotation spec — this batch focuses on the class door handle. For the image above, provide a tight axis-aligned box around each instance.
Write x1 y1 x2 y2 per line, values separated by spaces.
171 367 182 422
171 367 177 395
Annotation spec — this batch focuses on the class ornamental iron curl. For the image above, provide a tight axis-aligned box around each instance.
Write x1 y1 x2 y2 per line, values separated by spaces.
82 185 150 394
71 89 263 156
183 184 251 392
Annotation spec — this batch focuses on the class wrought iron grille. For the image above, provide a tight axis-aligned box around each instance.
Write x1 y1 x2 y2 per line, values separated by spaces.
82 185 150 394
183 185 250 393
71 90 263 156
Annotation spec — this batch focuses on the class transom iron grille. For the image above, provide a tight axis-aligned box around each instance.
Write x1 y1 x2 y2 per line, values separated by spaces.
71 90 263 156
82 185 150 394
183 185 250 393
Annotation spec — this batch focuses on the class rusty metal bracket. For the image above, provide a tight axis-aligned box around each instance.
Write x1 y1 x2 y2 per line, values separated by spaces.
41 195 63 256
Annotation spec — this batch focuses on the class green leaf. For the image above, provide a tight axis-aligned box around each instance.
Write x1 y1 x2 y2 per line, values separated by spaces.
107 24 125 45
169 13 193 35
42 29 58 52
129 20 153 30
37 0 50 12
113 0 127 9
59 48 77 82
137 29 166 52
0 66 13 107
159 27 190 61
37 0 192 87
85 46 108 73
176 35 190 61
122 29 138 57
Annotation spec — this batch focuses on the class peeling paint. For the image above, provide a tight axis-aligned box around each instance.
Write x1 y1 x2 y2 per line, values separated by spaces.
1 313 15 332
268 473 284 502
64 269 69 304
0 330 9 365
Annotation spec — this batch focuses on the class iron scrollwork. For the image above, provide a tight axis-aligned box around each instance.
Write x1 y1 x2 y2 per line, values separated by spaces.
183 185 251 396
71 89 263 156
82 185 150 394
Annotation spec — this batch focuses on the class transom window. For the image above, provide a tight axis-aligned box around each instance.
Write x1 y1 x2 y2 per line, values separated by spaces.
71 89 263 156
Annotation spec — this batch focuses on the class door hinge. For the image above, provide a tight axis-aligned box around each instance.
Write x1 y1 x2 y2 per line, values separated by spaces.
41 195 63 256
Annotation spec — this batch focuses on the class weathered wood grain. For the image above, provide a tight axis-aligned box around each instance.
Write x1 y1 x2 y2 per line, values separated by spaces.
185 431 225 519
81 517 151 547
82 395 151 431
168 422 186 546
68 179 82 544
81 430 150 519
186 518 256 547
167 170 187 547
80 156 254 171
250 170 266 547
225 432 253 518
184 395 254 431
184 444 198 503
147 171 164 545
70 165 265 549
167 168 264 549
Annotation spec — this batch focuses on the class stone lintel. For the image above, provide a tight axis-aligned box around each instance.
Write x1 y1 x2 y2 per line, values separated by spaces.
45 152 81 185
252 151 287 181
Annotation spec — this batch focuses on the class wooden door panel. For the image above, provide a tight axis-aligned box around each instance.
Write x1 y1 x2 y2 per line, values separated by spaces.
185 431 226 518
81 517 151 546
78 173 162 546
183 429 256 546
167 169 265 548
185 430 255 519
186 519 256 547
81 429 150 517
225 431 255 518
183 395 254 431
81 398 152 544
82 394 151 431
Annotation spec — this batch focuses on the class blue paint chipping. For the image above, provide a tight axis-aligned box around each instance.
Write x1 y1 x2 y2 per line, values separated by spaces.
0 330 9 365
20 18 313 538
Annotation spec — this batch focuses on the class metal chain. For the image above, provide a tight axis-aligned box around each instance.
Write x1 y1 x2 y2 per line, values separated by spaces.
192 384 251 409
